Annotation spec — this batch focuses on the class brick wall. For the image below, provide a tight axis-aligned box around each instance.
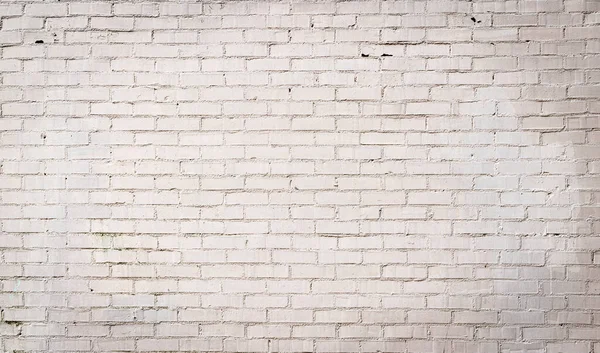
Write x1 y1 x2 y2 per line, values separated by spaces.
1 0 599 352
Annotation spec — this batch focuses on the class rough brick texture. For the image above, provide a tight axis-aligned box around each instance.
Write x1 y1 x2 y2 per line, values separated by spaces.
1 0 600 352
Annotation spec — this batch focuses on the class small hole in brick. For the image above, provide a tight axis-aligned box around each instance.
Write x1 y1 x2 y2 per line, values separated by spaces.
35 40 44 44
361 53 369 57
381 53 393 57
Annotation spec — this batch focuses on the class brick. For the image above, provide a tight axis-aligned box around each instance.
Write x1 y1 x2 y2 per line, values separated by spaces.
91 17 134 30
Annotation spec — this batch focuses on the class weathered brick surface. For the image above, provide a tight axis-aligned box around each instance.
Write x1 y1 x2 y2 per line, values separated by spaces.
0 0 599 351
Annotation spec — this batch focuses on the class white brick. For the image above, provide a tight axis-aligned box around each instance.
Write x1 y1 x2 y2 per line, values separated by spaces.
2 1 599 346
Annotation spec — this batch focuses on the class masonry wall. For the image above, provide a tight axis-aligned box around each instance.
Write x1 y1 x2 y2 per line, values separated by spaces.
1 0 599 352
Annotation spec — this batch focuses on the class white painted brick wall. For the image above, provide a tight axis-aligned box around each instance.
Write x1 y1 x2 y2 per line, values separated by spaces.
0 0 599 352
